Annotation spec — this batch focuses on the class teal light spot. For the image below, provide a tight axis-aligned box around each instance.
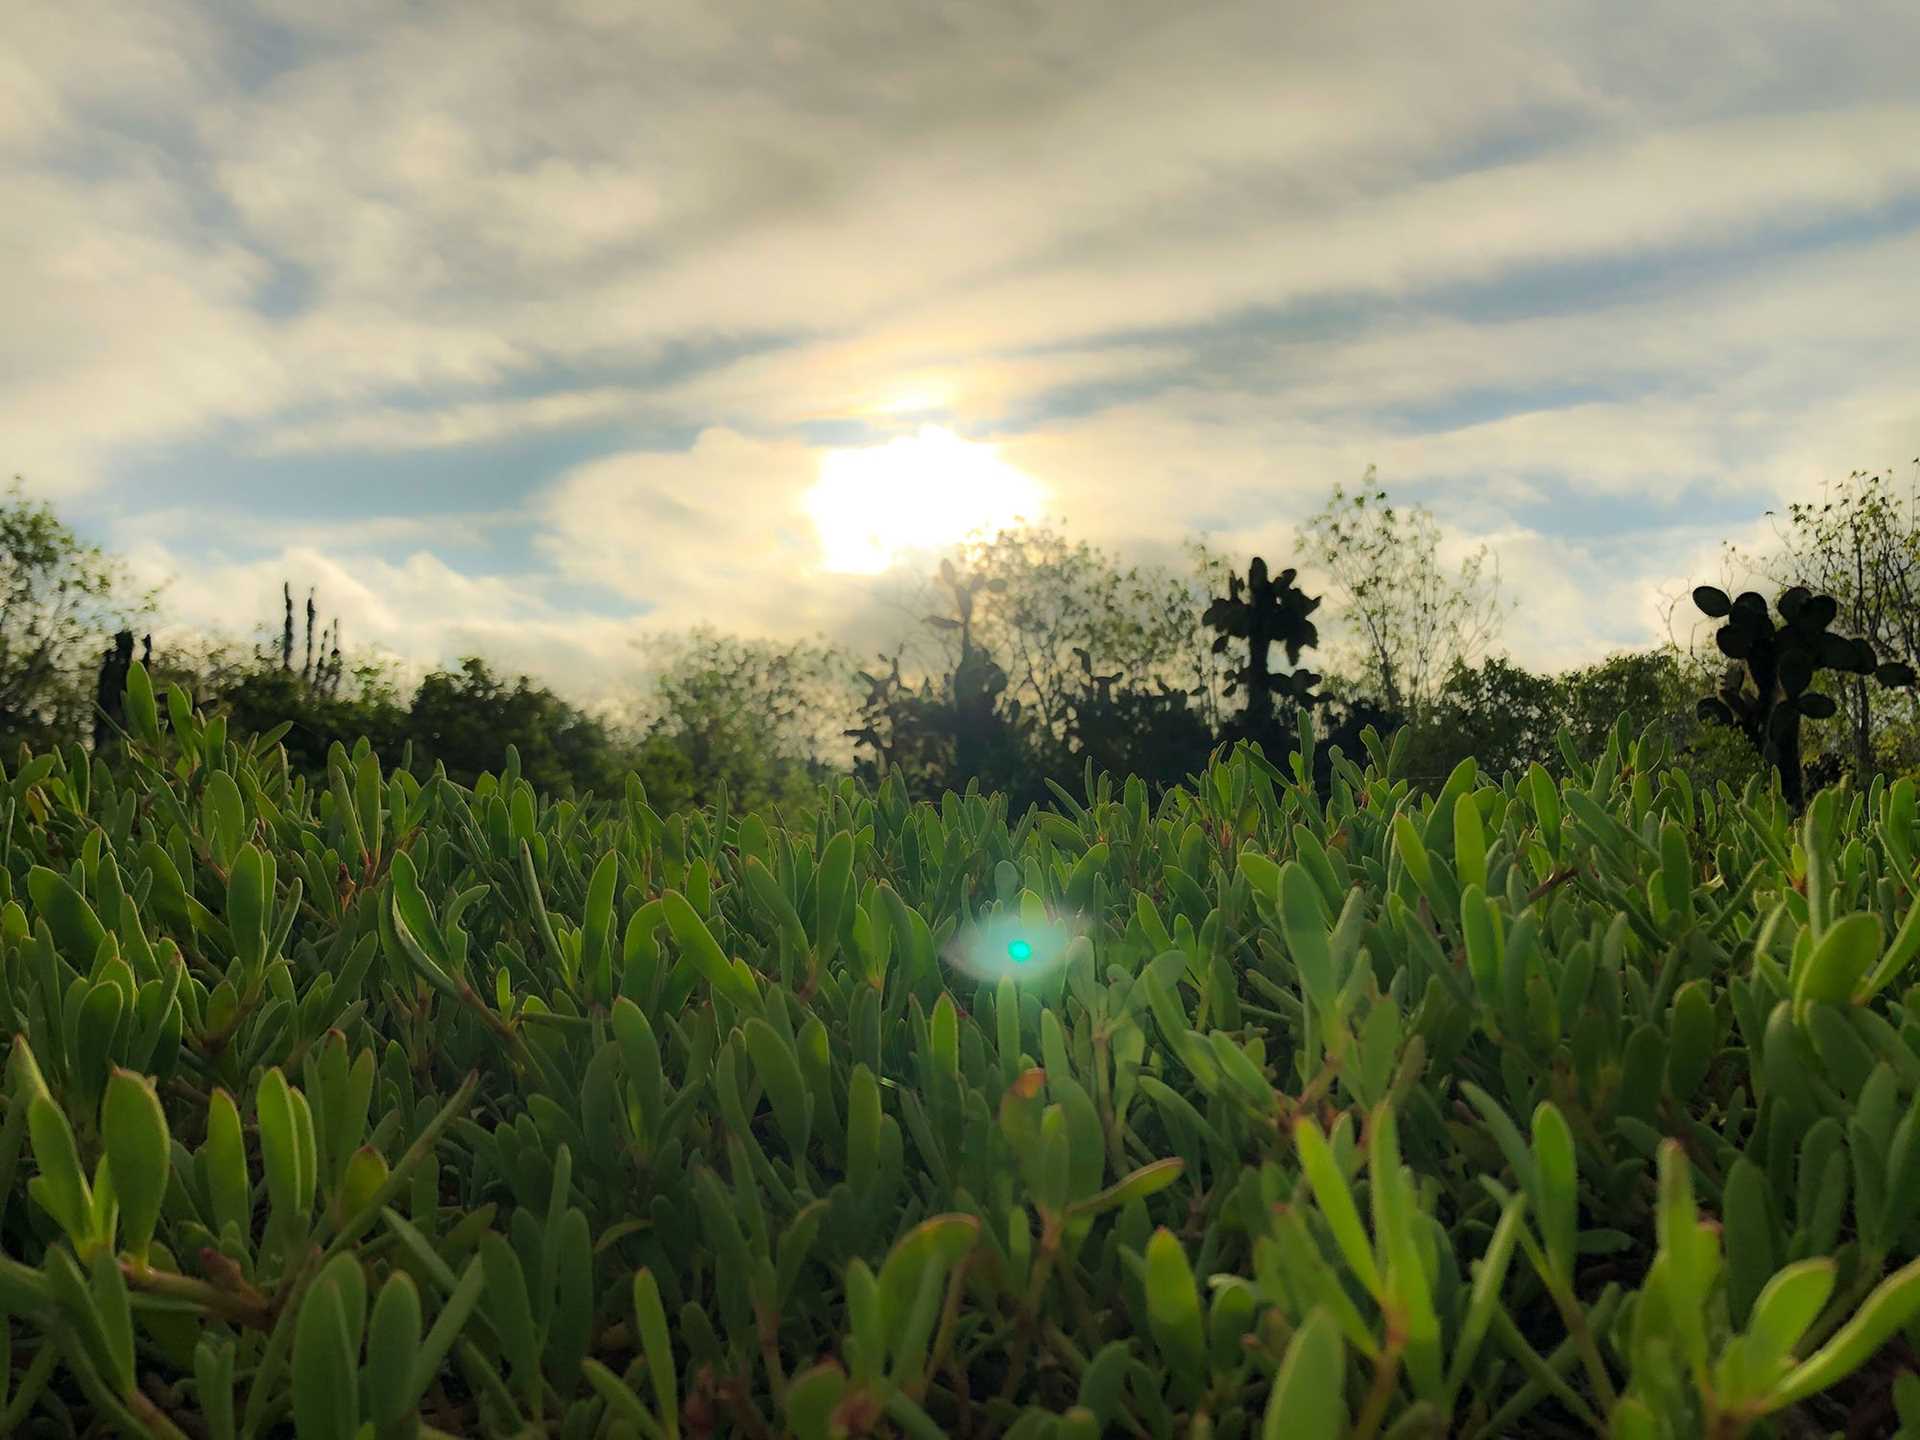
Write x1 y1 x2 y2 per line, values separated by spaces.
1008 939 1034 963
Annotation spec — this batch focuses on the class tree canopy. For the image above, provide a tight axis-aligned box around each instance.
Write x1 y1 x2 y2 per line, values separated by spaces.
0 481 152 754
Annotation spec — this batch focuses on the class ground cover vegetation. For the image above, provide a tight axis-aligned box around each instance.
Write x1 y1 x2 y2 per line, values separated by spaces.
5 648 1920 1435
0 468 1912 1436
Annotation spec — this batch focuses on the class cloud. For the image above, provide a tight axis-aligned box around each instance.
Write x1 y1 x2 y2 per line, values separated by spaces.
80 0 1908 423
114 503 515 557
251 388 660 456
8 0 1920 706
2 0 221 153
645 340 1191 434
122 538 654 704
534 428 903 647
0 167 284 492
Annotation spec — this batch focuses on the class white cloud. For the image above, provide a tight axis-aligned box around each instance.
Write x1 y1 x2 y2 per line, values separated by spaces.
1 0 220 153
251 388 657 456
7 0 1920 701
62 0 1899 427
0 167 284 491
122 538 655 704
534 428 888 641
647 340 1190 433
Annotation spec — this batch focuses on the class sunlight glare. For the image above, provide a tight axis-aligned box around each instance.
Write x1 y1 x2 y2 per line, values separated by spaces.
807 425 1043 574
869 379 955 416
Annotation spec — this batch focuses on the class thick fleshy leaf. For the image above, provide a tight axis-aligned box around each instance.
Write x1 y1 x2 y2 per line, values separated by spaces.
1693 585 1732 618
1263 1307 1344 1440
100 1069 169 1264
1144 1227 1207 1396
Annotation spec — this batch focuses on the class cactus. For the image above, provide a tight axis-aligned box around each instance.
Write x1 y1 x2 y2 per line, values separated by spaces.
1201 557 1324 732
91 629 137 750
926 559 1018 770
303 587 317 683
1693 583 1915 807
845 560 1032 801
1071 646 1123 705
844 649 942 783
1063 650 1213 796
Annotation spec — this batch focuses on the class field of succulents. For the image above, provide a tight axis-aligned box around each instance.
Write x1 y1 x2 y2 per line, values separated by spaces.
10 663 1920 1439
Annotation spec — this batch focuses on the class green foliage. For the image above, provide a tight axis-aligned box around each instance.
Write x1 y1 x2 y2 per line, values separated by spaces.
18 594 1920 1434
409 657 630 799
1397 649 1766 795
137 581 631 804
212 663 411 776
633 626 851 818
1397 656 1561 786
1299 474 1506 718
0 480 152 755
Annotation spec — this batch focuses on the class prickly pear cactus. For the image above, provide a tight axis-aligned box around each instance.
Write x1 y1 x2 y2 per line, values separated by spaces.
1202 557 1323 732
1693 583 1915 807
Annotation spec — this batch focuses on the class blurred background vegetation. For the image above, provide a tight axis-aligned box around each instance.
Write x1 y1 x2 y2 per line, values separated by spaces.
9 465 1919 817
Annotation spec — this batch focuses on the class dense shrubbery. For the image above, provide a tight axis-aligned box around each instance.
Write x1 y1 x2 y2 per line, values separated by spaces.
14 478 1920 823
7 669 1920 1436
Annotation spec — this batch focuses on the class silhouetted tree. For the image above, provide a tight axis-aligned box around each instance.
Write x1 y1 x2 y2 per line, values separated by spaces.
921 558 1044 806
885 528 1229 770
845 649 952 795
192 583 387 772
1063 648 1214 798
1201 555 1398 791
304 589 317 683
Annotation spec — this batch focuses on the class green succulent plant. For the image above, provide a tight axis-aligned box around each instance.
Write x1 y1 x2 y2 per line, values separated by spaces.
4 666 1920 1437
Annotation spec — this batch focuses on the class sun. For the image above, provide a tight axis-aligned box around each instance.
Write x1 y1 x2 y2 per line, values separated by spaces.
806 426 1044 574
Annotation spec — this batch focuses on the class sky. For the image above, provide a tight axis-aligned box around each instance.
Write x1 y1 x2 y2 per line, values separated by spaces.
8 0 1920 708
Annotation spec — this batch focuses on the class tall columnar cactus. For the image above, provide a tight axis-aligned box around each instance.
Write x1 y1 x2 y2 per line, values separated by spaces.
1693 583 1915 808
1202 557 1323 733
276 579 347 698
303 587 318 683
92 629 137 750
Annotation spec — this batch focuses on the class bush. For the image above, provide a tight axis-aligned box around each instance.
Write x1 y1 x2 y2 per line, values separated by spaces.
7 671 1920 1438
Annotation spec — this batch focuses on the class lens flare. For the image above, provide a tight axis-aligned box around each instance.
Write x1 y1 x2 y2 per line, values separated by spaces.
943 910 1082 985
